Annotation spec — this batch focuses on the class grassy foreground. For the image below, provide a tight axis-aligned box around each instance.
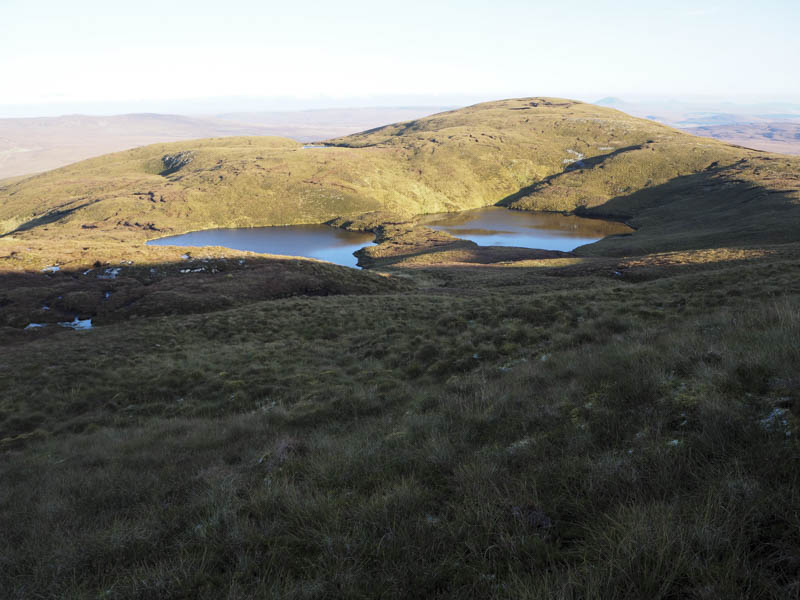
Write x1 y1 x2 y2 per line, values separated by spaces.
1 98 800 598
2 244 800 598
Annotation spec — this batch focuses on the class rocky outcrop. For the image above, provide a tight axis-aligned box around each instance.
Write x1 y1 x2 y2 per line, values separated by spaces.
160 151 194 176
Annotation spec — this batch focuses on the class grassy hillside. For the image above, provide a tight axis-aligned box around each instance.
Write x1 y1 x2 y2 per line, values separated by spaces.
577 156 800 256
3 97 788 253
0 107 453 179
2 242 800 598
2 98 800 598
0 113 282 180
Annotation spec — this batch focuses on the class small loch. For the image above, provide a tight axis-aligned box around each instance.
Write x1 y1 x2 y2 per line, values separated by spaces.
147 208 630 268
418 207 631 252
148 225 376 268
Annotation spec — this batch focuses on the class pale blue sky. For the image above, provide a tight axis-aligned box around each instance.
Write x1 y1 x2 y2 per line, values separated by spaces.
2 0 799 116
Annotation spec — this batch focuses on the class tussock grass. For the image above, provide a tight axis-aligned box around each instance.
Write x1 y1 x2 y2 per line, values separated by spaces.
1 96 799 597
2 243 799 597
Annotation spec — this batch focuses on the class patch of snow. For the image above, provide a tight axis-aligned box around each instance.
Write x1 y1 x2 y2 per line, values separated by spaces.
98 267 121 280
42 305 50 311
82 269 92 275
598 146 615 151
58 317 93 331
180 268 204 273
25 323 47 330
667 439 681 447
104 291 111 300
181 254 190 260
42 265 60 273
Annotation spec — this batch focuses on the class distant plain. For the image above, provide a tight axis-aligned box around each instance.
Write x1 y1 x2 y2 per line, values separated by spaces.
0 107 451 179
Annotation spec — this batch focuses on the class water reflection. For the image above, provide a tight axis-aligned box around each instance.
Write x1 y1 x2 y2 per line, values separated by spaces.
147 225 375 268
147 208 630 268
419 207 631 252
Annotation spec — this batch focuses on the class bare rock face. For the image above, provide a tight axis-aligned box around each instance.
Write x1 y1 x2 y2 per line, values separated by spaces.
160 151 194 176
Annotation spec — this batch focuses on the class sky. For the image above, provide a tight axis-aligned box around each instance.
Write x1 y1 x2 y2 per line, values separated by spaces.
2 0 799 117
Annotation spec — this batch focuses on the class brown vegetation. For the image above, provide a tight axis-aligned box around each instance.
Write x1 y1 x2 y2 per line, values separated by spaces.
1 98 799 598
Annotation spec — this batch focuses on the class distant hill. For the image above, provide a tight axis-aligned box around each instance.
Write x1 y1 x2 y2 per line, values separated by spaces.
592 98 800 154
214 107 456 137
592 98 800 123
0 113 274 179
2 97 798 259
593 97 625 107
681 122 800 155
0 107 451 179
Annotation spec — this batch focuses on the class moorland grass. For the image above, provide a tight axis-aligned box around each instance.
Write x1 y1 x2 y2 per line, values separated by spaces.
1 97 800 598
2 242 800 598
0 98 771 248
1 257 798 598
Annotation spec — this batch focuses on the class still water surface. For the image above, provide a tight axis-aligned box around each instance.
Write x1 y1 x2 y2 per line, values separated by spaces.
148 226 376 268
419 207 631 252
147 208 631 268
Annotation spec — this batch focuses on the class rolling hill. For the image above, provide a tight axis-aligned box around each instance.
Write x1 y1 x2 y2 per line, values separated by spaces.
592 97 800 154
0 113 279 180
2 97 798 264
0 107 450 179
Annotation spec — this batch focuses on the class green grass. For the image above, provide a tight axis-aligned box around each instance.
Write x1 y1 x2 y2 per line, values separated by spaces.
0 98 778 247
2 97 796 269
2 252 799 598
1 97 800 598
0 250 405 330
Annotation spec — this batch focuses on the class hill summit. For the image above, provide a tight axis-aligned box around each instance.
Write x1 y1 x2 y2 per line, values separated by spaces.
0 97 798 258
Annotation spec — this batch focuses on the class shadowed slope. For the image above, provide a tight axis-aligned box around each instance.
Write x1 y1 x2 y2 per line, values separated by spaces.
574 155 800 256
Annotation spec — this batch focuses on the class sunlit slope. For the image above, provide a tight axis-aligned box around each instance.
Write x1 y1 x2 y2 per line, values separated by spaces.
0 97 783 245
